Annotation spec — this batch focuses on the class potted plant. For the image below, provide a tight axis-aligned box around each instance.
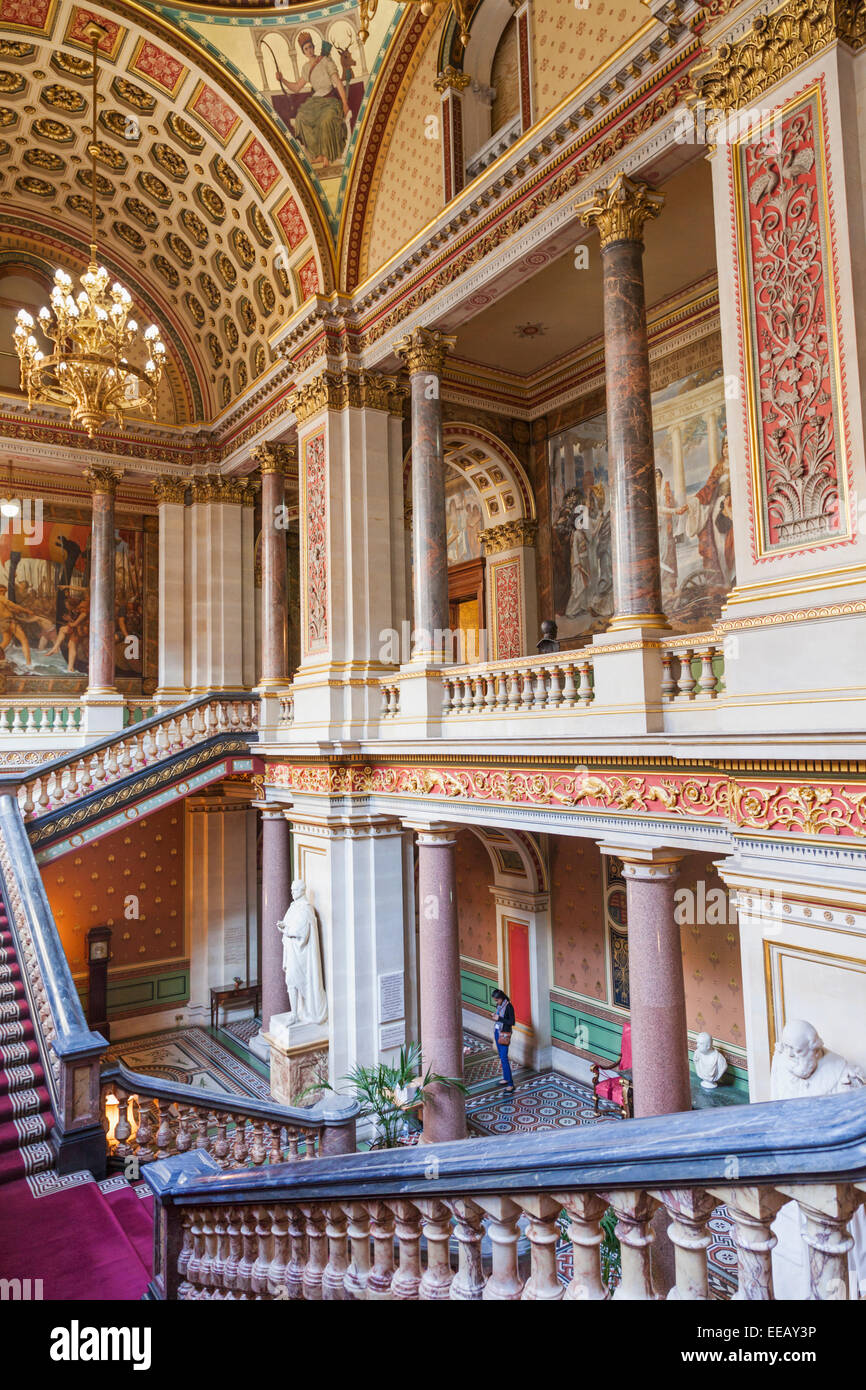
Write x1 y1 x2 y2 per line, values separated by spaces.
313 1042 467 1149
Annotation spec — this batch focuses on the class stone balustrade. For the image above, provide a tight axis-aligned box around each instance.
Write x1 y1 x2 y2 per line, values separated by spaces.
278 691 294 727
7 695 258 822
101 1062 357 1172
145 1090 866 1301
442 654 594 717
0 697 156 742
661 635 724 701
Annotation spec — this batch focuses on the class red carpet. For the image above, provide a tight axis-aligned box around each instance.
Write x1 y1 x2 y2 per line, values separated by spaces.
0 911 54 1186
0 1178 154 1300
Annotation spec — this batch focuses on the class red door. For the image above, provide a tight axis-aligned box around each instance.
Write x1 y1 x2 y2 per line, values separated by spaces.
506 919 531 1030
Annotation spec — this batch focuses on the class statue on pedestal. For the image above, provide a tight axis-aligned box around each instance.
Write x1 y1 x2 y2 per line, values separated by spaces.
693 1032 728 1089
277 879 328 1026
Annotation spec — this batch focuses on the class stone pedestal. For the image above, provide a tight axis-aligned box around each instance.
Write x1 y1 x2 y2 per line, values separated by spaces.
266 1015 329 1107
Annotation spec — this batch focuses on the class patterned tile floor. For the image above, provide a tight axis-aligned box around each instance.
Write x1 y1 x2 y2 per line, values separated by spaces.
467 1070 622 1135
105 1026 271 1100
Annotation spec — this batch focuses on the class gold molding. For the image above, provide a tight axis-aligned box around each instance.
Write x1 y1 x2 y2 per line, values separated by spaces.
251 442 298 477
434 66 471 94
83 465 123 495
394 326 457 376
481 519 538 554
576 171 664 249
152 476 187 505
290 369 407 422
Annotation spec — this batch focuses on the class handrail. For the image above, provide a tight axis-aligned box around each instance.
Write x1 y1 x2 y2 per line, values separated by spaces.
0 690 259 793
0 792 107 1172
145 1089 866 1206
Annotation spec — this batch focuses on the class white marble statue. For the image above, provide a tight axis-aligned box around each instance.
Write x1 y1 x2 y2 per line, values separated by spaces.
693 1032 728 1089
277 880 327 1026
770 1018 865 1299
771 1018 865 1099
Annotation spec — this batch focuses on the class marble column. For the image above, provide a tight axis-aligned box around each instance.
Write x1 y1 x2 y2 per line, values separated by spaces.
394 328 456 664
84 466 122 693
153 476 188 705
604 847 691 1117
258 806 291 1033
251 442 295 688
413 824 466 1142
580 174 667 631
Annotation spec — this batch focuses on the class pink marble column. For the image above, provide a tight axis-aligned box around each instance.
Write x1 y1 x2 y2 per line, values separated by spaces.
415 825 466 1142
620 853 691 1117
394 328 456 663
252 442 294 686
84 466 121 692
580 174 667 631
259 807 291 1031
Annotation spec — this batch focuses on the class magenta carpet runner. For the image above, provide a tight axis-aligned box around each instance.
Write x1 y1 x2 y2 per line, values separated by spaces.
0 906 54 1186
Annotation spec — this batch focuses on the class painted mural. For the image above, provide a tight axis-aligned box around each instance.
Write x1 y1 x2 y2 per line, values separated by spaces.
446 471 484 566
162 0 400 233
548 367 732 637
0 505 143 692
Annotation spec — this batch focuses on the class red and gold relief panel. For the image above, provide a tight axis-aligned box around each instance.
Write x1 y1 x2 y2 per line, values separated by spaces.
735 83 850 557
301 428 328 656
42 804 185 976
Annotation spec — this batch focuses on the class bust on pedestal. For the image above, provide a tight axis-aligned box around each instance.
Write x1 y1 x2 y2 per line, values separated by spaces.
693 1032 727 1089
770 1019 865 1298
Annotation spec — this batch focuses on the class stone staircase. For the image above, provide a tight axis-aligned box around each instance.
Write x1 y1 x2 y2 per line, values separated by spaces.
0 904 53 1186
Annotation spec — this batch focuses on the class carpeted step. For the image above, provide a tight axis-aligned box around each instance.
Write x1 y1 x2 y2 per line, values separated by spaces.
0 1137 54 1185
0 1086 50 1123
0 1112 53 1155
0 906 57 1190
0 981 25 1003
102 1185 156 1272
0 962 21 982
0 1062 46 1096
0 1040 40 1069
0 1018 34 1045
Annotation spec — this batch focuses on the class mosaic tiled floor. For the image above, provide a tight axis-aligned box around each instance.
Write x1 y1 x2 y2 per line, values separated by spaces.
220 1016 261 1047
462 1030 491 1056
466 1071 622 1136
553 1205 737 1300
105 1027 271 1101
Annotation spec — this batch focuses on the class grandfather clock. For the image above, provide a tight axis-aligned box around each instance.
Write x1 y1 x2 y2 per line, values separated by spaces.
86 924 112 1041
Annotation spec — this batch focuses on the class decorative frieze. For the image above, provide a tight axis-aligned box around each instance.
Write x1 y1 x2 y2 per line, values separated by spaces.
691 0 866 113
481 519 537 554
578 172 665 249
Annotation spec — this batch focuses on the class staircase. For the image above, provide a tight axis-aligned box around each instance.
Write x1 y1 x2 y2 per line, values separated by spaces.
0 904 53 1185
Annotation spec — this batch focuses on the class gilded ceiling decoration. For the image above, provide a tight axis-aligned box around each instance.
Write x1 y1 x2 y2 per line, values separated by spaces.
0 0 327 429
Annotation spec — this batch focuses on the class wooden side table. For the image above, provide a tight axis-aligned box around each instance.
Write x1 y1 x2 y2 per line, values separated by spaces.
210 982 261 1031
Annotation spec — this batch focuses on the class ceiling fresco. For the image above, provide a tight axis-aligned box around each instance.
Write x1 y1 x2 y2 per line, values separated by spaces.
0 0 389 431
159 1 401 236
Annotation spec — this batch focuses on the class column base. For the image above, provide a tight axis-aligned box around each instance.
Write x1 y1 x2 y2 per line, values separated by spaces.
153 687 189 711
80 689 126 736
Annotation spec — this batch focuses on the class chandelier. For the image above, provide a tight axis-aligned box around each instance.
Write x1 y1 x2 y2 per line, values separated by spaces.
359 0 473 48
12 23 165 437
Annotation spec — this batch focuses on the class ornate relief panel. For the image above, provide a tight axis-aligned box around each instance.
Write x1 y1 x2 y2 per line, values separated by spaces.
490 555 522 662
301 427 329 658
734 84 851 558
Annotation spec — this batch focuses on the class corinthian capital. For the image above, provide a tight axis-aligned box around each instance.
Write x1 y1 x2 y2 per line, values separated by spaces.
84 465 123 495
152 475 187 505
251 442 298 476
394 326 457 376
577 173 665 250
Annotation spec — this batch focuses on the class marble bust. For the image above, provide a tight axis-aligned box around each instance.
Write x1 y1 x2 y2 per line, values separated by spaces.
277 879 328 1026
770 1018 865 1100
693 1032 728 1089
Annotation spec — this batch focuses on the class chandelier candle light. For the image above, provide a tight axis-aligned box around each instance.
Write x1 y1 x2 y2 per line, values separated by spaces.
12 22 166 437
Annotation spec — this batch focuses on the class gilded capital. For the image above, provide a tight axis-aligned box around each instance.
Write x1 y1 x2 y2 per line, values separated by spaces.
251 442 298 476
394 326 457 376
481 519 537 554
191 473 255 505
434 66 471 94
577 173 664 249
84 465 122 495
152 475 187 505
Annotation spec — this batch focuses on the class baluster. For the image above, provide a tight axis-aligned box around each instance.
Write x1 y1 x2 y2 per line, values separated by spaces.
35 778 48 814
322 1203 349 1300
476 1196 523 1300
267 1204 290 1298
676 649 697 700
365 1200 396 1301
113 1090 132 1157
73 758 89 794
559 1192 608 1301
302 1127 318 1159
212 1113 230 1166
518 1195 563 1300
11 706 25 733
343 1202 371 1300
199 1210 217 1292
185 1208 206 1294
229 702 241 731
89 753 105 788
192 705 206 737
154 1100 175 1159
216 702 230 732
165 718 181 750
249 1120 267 1167
777 1184 859 1301
650 1187 716 1300
301 1203 328 1301
472 675 485 711
117 741 133 776
441 678 453 715
285 1205 308 1300
174 1104 194 1154
232 1118 250 1167
210 1207 229 1292
461 676 474 712
251 1206 273 1296
578 660 593 705
533 666 547 708
507 670 521 709
105 744 119 781
178 711 192 744
193 1109 208 1152
236 1208 257 1297
660 651 677 701
708 1187 785 1301
134 1099 156 1158
285 1128 300 1163
417 1199 454 1300
448 1198 485 1300
519 669 534 710
496 672 509 708
19 783 34 817
605 1190 661 1300
154 721 169 757
267 1122 283 1166
698 646 718 698
177 1211 194 1296
222 1208 242 1296
547 665 564 707
391 1200 423 1300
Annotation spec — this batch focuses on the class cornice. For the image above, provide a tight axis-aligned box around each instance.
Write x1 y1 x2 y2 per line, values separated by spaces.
289 368 408 423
